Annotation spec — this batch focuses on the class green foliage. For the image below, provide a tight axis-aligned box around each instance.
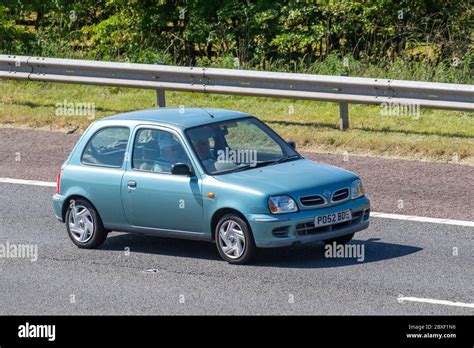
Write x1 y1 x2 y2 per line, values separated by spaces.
0 4 35 53
0 0 472 83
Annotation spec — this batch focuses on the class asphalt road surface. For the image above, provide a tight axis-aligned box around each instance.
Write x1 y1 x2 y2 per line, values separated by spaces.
0 182 472 315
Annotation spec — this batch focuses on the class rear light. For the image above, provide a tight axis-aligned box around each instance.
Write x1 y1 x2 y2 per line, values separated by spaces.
56 169 62 194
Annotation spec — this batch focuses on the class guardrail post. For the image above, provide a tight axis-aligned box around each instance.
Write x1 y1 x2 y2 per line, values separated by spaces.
339 73 349 130
155 60 166 107
156 90 166 107
339 101 349 130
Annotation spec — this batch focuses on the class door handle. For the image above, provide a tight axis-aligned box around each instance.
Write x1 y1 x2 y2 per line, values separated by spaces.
127 180 137 188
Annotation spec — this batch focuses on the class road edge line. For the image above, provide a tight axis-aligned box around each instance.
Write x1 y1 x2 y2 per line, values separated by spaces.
0 177 56 187
397 296 474 308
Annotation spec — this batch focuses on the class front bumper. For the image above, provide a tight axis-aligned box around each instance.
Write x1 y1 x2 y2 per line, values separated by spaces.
245 196 370 248
52 193 66 222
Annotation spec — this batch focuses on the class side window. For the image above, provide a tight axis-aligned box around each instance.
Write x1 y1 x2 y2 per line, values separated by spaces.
132 128 191 174
81 127 130 167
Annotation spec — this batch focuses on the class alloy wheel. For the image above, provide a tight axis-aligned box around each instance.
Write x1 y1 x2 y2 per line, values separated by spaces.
218 220 246 259
68 203 94 243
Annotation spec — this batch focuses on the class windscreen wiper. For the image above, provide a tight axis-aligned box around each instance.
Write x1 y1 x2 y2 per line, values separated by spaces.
226 156 300 174
228 160 275 173
271 154 301 165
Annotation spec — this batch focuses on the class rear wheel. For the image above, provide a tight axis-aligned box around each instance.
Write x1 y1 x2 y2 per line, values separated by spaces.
215 214 256 265
65 198 107 249
323 233 354 245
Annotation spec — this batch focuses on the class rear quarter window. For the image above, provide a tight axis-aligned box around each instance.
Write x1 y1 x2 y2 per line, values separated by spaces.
81 126 130 167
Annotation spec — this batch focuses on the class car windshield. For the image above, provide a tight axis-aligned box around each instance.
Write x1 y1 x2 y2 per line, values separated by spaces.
186 117 301 175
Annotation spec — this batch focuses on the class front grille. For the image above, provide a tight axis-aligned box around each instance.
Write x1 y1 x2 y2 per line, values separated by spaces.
296 210 363 236
299 195 325 207
331 188 349 202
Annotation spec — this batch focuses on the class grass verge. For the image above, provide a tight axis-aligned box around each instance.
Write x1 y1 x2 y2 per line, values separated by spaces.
0 80 473 165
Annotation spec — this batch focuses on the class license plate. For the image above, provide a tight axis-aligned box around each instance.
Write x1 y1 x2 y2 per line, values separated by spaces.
315 210 352 227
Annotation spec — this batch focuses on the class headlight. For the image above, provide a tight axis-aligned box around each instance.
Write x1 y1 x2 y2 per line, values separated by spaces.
268 195 298 214
351 179 365 199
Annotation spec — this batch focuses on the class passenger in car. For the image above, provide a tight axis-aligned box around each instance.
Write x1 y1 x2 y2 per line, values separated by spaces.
138 137 161 171
144 135 190 173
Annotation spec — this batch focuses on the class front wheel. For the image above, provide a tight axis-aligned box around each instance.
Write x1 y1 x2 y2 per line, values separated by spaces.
323 233 354 245
65 198 107 249
215 214 256 265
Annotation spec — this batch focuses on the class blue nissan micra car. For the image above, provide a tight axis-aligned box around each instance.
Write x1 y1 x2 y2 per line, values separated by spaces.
52 108 370 264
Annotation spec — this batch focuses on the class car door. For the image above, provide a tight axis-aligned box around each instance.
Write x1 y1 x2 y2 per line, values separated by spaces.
71 125 131 227
121 126 204 234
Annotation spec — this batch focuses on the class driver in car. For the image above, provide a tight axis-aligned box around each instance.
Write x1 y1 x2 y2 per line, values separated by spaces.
189 128 219 173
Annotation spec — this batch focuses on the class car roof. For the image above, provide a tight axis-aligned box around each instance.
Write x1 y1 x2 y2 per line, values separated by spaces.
101 107 252 129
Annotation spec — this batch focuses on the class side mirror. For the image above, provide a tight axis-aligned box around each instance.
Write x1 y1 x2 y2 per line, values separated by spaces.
288 141 296 150
171 163 194 176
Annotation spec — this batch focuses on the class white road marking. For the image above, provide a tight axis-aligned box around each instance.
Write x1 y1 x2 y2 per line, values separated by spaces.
0 177 56 187
371 212 474 227
398 296 474 309
0 177 473 227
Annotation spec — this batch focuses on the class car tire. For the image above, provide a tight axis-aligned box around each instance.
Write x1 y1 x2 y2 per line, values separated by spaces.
65 198 107 249
323 233 354 245
215 214 256 265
